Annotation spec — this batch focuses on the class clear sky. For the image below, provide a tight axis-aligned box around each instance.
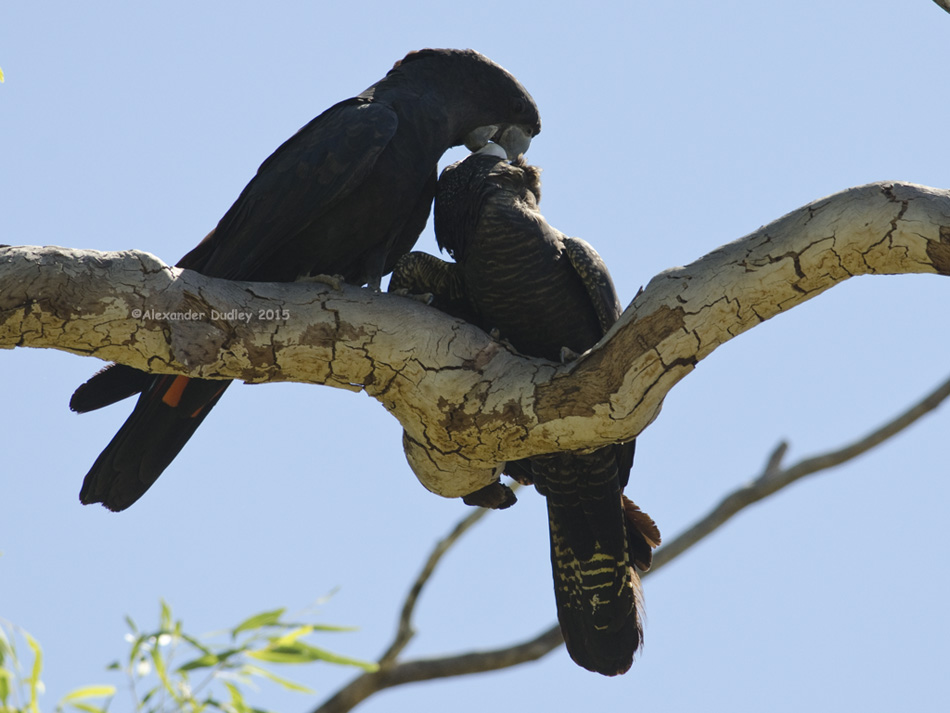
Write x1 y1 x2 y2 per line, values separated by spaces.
2 2 949 712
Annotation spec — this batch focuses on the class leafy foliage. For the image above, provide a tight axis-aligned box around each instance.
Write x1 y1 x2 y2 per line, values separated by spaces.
1 619 46 713
0 602 374 713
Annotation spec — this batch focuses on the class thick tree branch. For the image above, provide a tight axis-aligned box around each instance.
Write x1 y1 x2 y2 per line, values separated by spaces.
312 373 950 713
3 182 950 499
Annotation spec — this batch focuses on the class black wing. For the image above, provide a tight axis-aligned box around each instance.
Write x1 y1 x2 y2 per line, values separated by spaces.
182 99 398 279
562 236 623 334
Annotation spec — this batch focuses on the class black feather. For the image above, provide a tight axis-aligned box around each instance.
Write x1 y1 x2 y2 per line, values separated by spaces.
74 50 541 511
392 153 660 675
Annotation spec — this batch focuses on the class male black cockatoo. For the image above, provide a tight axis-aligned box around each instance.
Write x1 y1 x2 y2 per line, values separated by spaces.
390 148 660 676
72 49 541 512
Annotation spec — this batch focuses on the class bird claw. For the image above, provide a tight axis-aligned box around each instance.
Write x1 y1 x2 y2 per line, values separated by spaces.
298 273 345 291
559 346 581 363
488 327 513 347
390 288 434 305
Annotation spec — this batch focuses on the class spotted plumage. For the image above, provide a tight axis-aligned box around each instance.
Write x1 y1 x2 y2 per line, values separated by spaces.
390 152 660 675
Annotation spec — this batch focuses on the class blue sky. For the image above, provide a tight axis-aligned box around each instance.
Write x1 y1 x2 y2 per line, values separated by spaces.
2 2 950 712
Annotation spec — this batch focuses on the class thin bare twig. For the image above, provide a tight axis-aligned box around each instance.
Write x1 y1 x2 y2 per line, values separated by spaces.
378 503 494 666
650 373 950 570
312 374 950 713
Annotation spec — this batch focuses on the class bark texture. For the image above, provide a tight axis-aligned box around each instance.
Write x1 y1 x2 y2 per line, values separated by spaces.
2 181 949 498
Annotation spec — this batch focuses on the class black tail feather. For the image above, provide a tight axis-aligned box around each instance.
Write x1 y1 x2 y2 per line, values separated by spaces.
546 494 641 676
79 376 229 511
531 446 661 676
70 364 152 413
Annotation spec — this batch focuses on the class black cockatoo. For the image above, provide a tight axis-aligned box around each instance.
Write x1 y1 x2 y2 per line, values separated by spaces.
72 49 541 512
389 148 660 676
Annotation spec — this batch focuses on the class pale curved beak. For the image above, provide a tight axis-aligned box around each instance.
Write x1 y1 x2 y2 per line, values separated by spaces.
474 142 508 159
494 124 533 160
463 125 498 152
463 124 534 160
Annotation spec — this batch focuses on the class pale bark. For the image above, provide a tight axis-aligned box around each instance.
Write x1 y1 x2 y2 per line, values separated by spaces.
2 181 950 499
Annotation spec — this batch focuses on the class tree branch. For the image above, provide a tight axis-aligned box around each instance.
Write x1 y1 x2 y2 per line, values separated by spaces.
378 503 494 666
648 373 950 570
311 372 950 713
3 182 950 500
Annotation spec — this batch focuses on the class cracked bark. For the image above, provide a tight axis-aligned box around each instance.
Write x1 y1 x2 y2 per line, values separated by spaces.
2 181 950 499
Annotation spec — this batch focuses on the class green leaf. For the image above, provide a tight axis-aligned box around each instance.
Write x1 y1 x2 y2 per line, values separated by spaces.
61 685 116 702
247 643 377 671
270 625 314 647
141 685 158 704
304 623 359 633
24 631 42 713
128 634 148 667
242 664 314 694
232 608 286 638
0 626 12 661
159 600 173 631
246 644 315 664
0 67 5 83
258 620 356 635
150 646 179 701
179 633 214 657
176 649 241 672
299 645 378 672
67 703 110 713
0 668 11 705
222 682 250 713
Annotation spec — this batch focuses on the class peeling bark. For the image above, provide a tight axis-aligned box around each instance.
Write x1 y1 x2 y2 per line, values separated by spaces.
2 181 949 498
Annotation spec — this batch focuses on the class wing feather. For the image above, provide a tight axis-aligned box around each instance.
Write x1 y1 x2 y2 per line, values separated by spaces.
562 236 623 333
180 99 399 278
